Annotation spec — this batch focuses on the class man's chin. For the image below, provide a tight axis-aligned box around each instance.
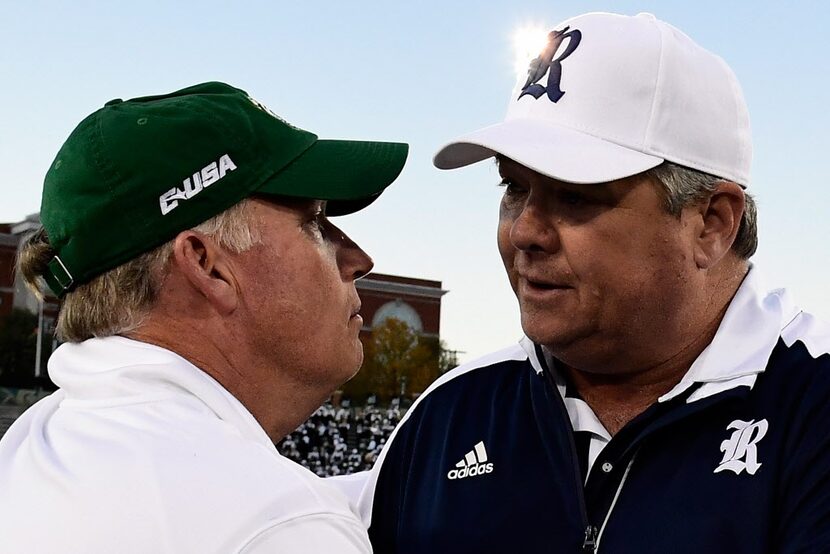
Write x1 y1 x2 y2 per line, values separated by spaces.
523 320 576 347
343 348 364 381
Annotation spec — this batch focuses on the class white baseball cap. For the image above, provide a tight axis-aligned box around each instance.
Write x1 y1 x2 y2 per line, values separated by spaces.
433 12 752 186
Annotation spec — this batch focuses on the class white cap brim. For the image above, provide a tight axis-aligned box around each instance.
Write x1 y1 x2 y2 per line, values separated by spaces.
433 118 664 184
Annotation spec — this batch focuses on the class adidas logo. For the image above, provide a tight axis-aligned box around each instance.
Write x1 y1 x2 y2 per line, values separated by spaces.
447 441 494 480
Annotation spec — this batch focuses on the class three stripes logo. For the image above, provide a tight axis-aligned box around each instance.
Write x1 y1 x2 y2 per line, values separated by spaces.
447 441 494 480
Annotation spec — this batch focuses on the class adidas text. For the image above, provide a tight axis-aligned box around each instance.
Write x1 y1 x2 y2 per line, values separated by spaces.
447 463 494 480
447 441 494 480
159 154 237 215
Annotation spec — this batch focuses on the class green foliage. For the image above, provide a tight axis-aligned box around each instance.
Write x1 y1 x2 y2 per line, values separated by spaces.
438 342 460 374
366 318 433 399
342 318 457 402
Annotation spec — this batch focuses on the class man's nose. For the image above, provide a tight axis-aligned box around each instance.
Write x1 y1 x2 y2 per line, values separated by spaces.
337 233 374 281
347 245 374 281
509 202 560 253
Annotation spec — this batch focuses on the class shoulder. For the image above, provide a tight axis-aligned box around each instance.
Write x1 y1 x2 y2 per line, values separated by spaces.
781 309 830 361
0 394 361 552
765 308 830 384
753 308 830 420
386 343 531 432
417 343 529 401
142 406 356 519
352 343 533 525
140 409 363 550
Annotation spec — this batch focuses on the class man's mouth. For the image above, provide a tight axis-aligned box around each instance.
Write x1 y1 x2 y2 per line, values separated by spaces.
519 273 570 290
518 274 573 297
526 280 564 290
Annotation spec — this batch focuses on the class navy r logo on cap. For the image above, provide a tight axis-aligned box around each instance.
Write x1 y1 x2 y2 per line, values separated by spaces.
519 26 582 103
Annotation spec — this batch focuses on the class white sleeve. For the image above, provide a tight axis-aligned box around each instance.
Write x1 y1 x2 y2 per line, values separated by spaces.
325 470 371 508
238 514 372 553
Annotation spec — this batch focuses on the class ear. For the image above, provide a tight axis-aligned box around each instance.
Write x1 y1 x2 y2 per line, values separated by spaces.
689 181 745 269
170 231 239 315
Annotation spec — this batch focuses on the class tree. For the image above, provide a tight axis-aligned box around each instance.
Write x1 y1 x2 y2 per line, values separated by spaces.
436 339 460 374
340 317 459 402
0 309 38 388
365 317 432 400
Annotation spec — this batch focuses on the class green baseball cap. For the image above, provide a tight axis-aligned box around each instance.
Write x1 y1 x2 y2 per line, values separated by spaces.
40 81 409 297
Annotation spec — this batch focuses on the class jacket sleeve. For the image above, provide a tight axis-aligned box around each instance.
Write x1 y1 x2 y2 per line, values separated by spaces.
366 435 409 552
357 414 418 552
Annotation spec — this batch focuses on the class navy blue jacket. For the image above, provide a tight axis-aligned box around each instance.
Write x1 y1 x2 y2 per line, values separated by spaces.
356 273 830 553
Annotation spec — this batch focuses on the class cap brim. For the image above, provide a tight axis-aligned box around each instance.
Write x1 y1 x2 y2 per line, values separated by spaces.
259 139 408 216
433 119 663 184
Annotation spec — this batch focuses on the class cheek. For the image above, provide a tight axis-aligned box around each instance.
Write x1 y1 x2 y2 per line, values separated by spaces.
497 220 520 288
497 219 514 264
586 227 691 311
253 248 328 314
561 226 650 298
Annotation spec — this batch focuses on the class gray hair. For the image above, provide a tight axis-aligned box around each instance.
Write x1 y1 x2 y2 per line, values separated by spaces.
646 162 758 259
18 199 259 343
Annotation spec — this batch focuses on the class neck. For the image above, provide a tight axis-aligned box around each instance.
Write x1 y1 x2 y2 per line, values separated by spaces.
559 263 748 435
125 317 319 443
560 310 722 435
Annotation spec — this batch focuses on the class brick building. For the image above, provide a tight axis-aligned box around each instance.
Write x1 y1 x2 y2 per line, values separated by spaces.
341 273 450 401
356 273 447 338
0 224 17 318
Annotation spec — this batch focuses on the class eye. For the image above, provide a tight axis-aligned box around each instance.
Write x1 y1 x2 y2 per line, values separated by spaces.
558 190 587 206
304 211 328 238
498 178 527 196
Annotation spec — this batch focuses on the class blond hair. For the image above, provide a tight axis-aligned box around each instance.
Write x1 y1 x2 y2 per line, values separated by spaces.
18 200 258 343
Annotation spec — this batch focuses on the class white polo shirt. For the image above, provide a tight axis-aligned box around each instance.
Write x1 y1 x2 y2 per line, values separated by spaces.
0 336 371 553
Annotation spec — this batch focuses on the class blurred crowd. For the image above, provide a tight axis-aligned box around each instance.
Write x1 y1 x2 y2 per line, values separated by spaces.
277 399 404 477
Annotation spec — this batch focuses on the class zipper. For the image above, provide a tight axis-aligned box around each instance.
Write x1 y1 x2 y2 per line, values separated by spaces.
538 346 595 552
582 525 598 553
594 451 638 552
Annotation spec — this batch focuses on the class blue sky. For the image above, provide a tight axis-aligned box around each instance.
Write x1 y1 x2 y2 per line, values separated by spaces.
2 1 828 361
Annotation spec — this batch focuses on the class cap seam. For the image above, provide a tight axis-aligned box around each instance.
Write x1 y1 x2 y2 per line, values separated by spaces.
55 110 127 262
253 138 318 195
92 108 127 198
721 54 750 181
189 100 246 150
642 19 666 151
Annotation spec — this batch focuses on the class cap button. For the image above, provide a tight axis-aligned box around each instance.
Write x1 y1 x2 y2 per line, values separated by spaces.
636 12 657 20
104 98 123 106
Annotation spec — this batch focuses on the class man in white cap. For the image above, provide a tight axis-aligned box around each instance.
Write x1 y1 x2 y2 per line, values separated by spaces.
349 12 830 553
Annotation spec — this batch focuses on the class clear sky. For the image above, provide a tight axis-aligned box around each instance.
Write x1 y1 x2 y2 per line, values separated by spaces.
2 1 828 362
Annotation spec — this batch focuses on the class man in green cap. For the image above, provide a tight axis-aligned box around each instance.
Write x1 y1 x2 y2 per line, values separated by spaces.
0 81 407 553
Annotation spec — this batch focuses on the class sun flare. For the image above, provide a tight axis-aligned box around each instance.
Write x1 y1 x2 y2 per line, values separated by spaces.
512 26 551 76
